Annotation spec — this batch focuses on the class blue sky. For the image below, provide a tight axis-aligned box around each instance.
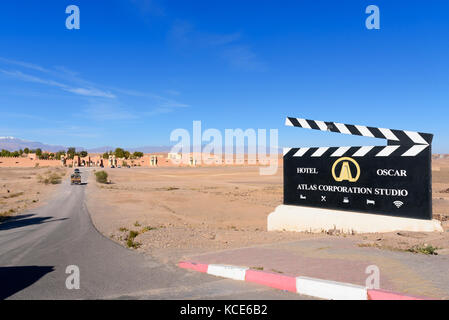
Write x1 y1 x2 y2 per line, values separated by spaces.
0 1 448 152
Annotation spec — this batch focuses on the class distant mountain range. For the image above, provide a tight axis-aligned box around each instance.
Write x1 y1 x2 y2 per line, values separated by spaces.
0 137 171 154
0 137 68 153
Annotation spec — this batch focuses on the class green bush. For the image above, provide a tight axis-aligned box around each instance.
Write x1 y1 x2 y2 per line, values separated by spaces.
129 230 139 239
95 171 108 184
49 173 62 184
126 238 141 249
37 172 62 185
126 230 141 249
0 208 16 222
408 244 438 255
141 226 157 233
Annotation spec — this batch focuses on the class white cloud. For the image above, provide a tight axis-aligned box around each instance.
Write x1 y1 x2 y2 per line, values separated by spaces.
0 69 64 87
168 22 264 71
0 125 102 139
0 57 190 117
82 102 138 121
205 33 241 46
129 0 165 16
144 108 174 116
64 87 116 99
0 57 49 73
111 87 190 112
222 45 266 72
0 69 116 99
164 89 180 96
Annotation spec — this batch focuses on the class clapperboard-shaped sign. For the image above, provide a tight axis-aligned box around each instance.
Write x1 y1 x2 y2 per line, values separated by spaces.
283 117 433 220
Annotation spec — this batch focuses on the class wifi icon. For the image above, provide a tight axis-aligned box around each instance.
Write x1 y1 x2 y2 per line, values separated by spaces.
393 201 404 208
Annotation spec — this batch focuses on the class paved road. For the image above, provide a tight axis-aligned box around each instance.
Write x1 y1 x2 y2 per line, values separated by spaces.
0 168 305 300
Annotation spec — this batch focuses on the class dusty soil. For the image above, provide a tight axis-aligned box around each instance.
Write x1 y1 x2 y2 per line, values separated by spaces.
86 164 449 262
0 167 67 221
86 167 325 262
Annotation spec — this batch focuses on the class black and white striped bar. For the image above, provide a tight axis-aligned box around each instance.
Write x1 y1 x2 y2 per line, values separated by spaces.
283 145 430 158
285 117 433 146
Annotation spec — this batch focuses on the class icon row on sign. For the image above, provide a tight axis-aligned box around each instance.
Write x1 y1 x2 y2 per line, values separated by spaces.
298 195 403 209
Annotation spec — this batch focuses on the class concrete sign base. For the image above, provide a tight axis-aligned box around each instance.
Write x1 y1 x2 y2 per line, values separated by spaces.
267 205 443 234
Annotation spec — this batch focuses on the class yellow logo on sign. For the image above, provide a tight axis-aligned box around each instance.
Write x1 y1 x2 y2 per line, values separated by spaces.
331 157 360 182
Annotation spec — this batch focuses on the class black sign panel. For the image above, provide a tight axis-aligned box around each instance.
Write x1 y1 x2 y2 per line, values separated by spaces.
283 145 432 220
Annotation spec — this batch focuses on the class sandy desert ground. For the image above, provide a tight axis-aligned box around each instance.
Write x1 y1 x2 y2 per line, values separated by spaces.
84 162 449 262
1 162 448 262
0 167 67 222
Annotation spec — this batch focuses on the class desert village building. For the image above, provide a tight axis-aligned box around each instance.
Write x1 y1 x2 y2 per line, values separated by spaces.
0 152 282 168
0 152 180 168
1 145 443 169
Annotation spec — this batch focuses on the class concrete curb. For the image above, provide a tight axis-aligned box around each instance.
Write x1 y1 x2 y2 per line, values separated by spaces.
268 204 444 233
178 261 427 300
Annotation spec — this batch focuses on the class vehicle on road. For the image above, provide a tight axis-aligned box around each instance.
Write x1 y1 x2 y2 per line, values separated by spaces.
70 173 82 185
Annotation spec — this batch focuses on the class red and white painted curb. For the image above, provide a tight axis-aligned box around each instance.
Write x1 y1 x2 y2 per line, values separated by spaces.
179 261 426 300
